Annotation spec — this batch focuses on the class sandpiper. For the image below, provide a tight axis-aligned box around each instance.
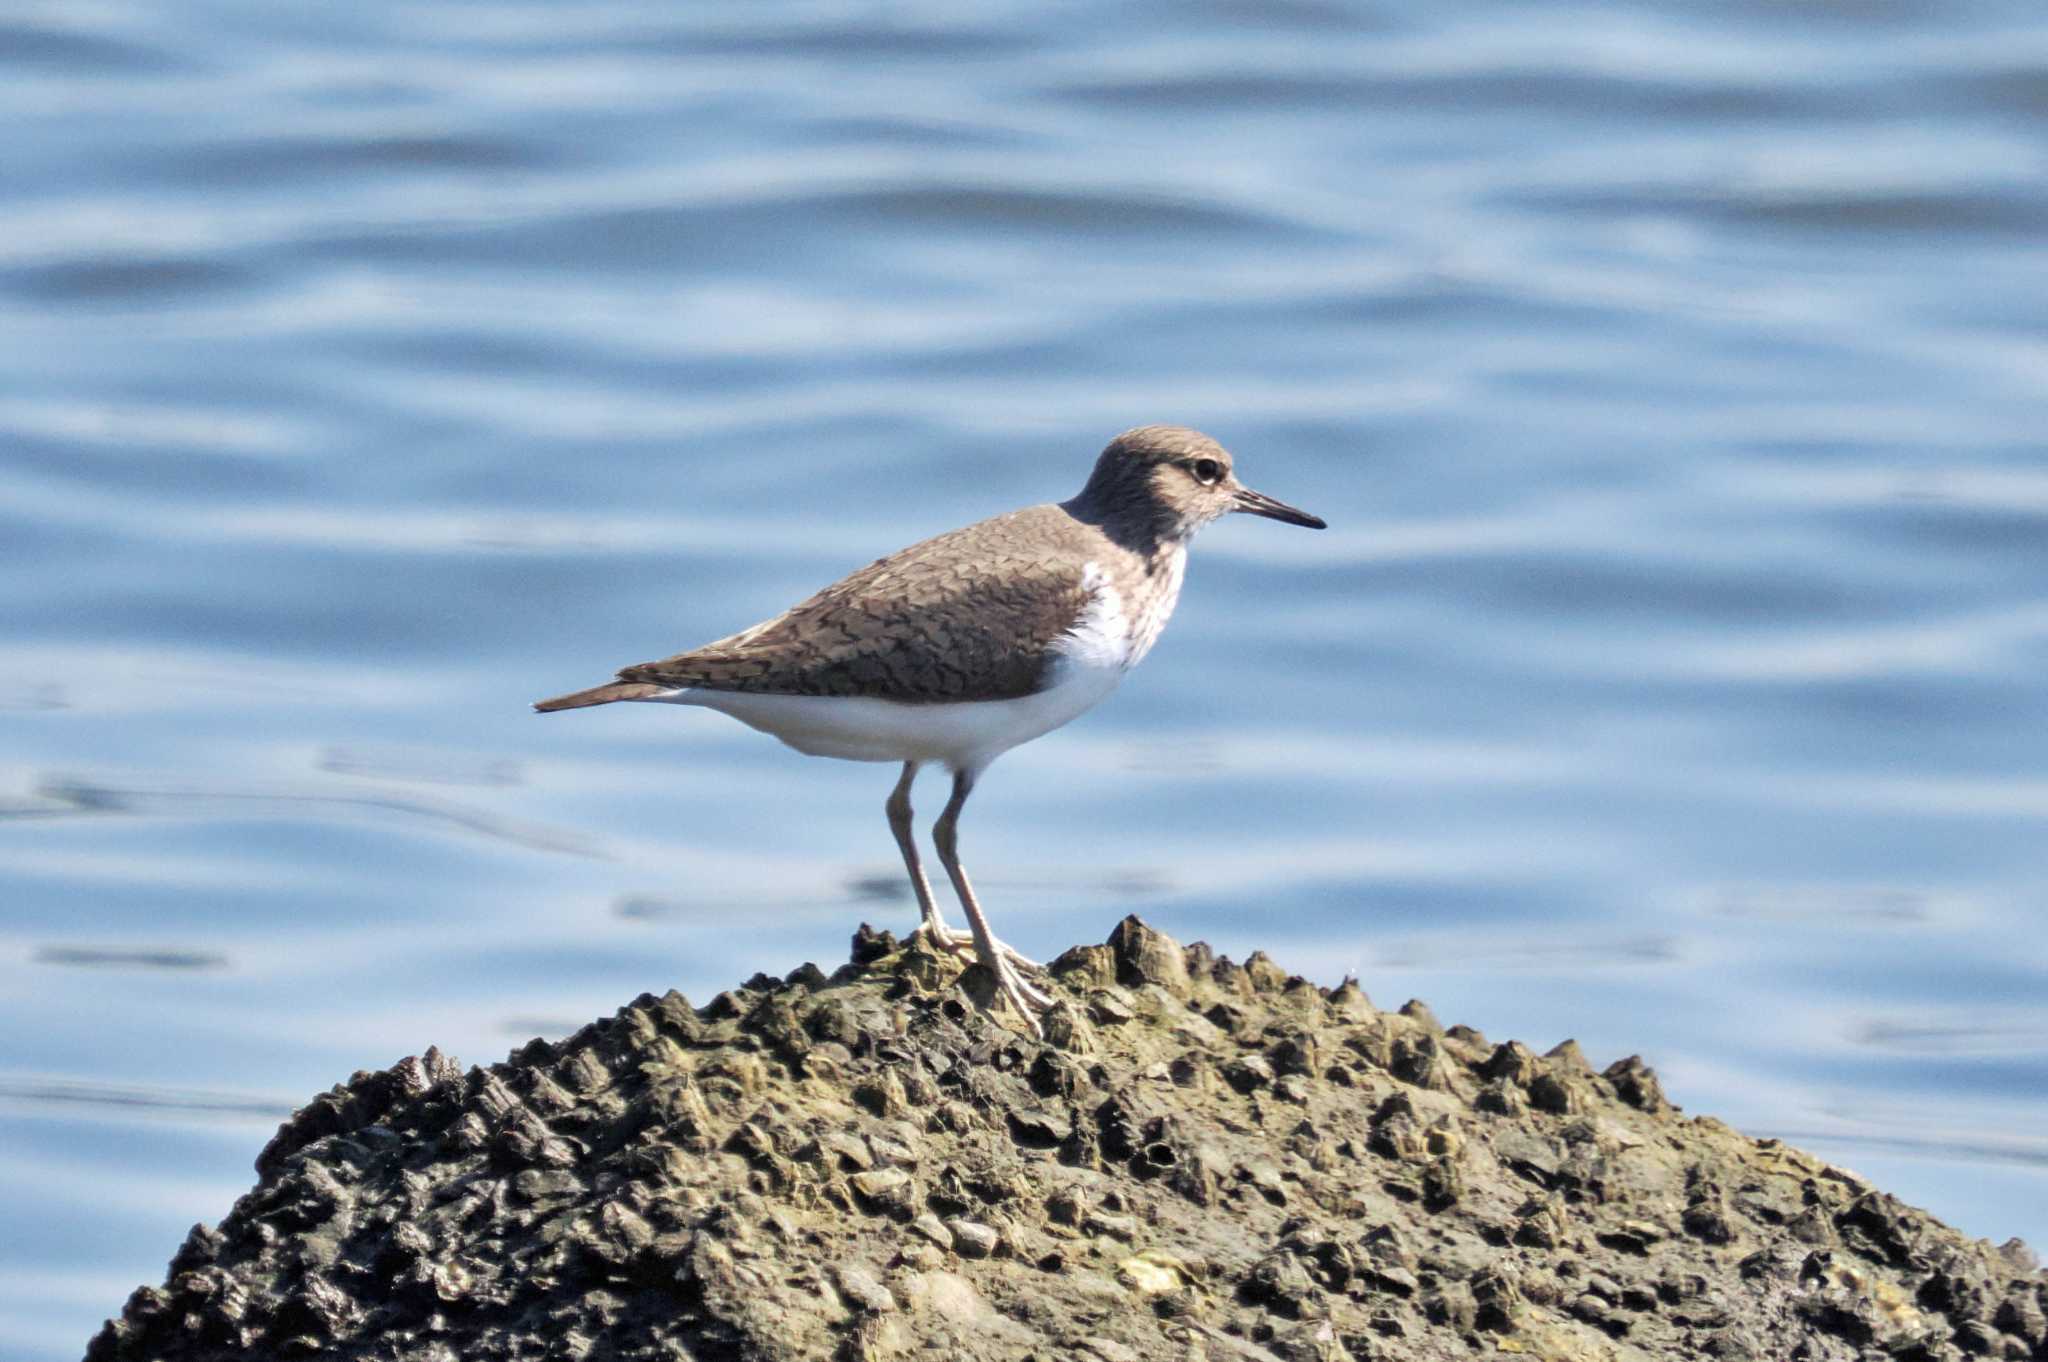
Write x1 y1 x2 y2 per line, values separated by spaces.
536 425 1324 1026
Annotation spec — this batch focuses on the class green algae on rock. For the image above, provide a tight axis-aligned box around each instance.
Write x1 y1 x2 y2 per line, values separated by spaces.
86 918 2046 1362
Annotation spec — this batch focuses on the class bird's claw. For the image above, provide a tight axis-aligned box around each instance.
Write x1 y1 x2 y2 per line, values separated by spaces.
990 954 1052 1036
916 922 1045 975
916 922 1054 1034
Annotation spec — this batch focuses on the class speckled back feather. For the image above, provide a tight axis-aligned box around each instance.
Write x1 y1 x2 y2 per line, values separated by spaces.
615 503 1112 703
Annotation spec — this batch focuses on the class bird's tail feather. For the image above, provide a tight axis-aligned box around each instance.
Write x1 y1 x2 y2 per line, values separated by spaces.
532 681 670 712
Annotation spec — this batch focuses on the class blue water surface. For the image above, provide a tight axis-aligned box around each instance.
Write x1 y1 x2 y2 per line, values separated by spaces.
4 2 2047 1355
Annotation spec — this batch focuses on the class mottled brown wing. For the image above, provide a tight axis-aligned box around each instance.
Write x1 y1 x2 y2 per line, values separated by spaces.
616 506 1099 703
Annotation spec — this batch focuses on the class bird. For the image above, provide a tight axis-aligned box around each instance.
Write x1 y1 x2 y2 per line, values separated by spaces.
535 425 1325 1027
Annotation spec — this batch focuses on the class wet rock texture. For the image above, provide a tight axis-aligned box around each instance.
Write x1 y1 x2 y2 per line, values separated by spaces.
88 918 2045 1362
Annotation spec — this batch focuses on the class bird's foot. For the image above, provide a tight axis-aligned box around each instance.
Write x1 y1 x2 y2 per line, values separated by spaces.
993 952 1055 1012
917 921 1044 974
987 951 1053 1036
915 923 1054 1033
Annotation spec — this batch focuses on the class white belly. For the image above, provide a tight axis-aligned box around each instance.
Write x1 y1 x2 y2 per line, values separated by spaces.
647 555 1173 774
654 655 1124 772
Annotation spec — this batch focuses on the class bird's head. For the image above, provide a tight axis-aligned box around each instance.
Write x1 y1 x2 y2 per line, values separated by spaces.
1073 425 1326 542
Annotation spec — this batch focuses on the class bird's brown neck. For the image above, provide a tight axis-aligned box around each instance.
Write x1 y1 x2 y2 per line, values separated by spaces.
1061 482 1186 561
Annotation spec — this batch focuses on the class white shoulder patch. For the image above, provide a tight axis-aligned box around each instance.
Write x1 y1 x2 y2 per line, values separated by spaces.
1058 561 1135 671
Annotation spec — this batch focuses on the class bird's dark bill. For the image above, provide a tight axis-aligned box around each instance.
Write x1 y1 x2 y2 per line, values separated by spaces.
1233 486 1327 529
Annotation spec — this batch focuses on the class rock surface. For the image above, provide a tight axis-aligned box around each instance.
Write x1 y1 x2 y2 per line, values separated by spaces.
86 917 2045 1361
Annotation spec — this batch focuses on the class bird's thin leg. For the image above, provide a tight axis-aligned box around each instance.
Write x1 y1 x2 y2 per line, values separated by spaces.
891 763 1043 971
886 761 957 949
914 768 1041 992
931 768 1052 1026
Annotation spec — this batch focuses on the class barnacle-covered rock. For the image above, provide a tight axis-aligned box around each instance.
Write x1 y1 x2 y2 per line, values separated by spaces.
84 917 2040 1362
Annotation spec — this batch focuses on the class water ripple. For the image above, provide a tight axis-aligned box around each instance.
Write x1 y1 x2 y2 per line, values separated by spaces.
34 946 228 971
0 1075 290 1122
9 775 600 857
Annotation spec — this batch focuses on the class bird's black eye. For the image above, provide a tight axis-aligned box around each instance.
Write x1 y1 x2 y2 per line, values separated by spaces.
1191 458 1223 485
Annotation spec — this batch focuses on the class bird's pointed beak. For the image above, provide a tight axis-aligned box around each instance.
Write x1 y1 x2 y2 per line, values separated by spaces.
1232 485 1327 530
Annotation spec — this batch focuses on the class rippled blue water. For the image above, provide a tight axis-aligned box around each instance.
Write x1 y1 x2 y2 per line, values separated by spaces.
6 1 2048 1354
